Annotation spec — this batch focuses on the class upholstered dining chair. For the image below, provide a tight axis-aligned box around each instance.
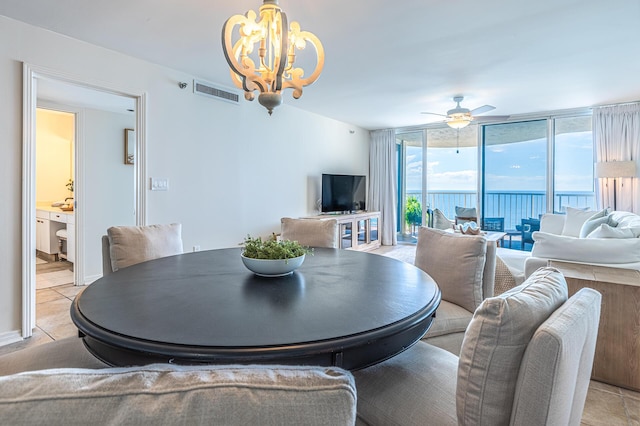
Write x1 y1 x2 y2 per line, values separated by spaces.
102 223 183 276
354 267 601 426
416 226 496 355
280 217 339 248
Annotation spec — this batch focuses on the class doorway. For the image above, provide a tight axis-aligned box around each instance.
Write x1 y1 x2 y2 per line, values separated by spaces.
22 63 147 338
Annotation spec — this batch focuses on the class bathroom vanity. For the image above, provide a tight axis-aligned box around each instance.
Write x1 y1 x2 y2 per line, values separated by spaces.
36 205 75 263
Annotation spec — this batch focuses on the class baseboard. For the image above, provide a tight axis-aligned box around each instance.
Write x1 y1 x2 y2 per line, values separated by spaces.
0 330 23 347
83 273 102 285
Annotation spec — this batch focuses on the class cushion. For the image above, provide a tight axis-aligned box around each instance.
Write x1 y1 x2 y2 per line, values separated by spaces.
587 223 636 239
107 223 183 272
579 214 612 238
355 341 458 426
561 207 606 237
432 208 454 230
0 337 108 376
423 300 473 338
0 364 356 425
456 267 568 426
532 231 640 263
540 213 566 235
511 288 601 426
415 227 486 313
280 217 338 248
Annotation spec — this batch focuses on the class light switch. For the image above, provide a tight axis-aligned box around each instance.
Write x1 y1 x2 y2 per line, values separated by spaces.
150 178 169 191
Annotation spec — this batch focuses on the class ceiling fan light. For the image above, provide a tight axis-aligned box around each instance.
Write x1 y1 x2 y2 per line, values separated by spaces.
446 115 471 129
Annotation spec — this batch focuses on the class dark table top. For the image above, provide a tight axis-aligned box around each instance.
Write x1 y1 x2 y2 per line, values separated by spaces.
71 247 440 370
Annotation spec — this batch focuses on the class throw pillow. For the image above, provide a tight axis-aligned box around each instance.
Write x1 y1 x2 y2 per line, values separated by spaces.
561 207 606 237
432 208 454 230
456 267 568 426
579 214 611 238
108 223 183 272
415 227 487 312
587 224 635 239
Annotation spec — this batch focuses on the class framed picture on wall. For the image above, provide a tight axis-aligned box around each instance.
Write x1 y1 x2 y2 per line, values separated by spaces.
125 128 135 165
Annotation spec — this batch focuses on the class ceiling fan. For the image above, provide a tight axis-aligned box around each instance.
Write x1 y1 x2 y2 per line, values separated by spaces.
421 95 509 129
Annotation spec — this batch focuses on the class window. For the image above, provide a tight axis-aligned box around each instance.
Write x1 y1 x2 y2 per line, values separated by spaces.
553 116 595 211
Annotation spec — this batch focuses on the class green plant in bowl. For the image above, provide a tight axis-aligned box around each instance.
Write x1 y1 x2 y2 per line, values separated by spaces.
240 235 313 277
241 234 312 260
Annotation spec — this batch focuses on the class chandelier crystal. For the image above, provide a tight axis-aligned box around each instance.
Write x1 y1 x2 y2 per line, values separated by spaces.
221 0 325 115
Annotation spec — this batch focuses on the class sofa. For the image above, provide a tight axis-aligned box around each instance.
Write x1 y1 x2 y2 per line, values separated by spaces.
0 337 357 425
524 207 640 277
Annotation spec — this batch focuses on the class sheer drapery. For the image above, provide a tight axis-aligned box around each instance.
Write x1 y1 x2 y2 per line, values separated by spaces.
368 129 397 245
593 103 640 213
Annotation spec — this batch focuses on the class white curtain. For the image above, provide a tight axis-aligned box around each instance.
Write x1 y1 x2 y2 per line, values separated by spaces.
368 129 397 246
593 103 640 213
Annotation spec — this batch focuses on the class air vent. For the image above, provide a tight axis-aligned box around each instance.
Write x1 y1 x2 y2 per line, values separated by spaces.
193 79 240 105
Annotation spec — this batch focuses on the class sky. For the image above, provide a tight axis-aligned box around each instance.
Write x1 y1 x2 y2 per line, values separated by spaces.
405 131 594 193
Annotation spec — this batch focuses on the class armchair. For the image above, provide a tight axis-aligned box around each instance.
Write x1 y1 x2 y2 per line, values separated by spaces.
415 227 496 355
354 268 601 426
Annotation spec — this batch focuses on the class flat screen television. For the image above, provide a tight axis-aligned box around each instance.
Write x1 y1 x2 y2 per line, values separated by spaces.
321 174 366 213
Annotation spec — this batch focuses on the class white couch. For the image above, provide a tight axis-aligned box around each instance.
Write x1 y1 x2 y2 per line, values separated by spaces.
524 208 640 277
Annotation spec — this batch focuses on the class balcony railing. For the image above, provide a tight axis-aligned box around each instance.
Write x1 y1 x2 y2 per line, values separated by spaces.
406 190 596 231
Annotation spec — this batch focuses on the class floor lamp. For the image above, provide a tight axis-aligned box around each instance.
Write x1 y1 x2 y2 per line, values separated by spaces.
595 160 637 210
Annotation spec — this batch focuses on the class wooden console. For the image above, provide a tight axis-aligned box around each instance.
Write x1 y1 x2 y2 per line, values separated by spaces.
549 260 640 392
303 212 381 252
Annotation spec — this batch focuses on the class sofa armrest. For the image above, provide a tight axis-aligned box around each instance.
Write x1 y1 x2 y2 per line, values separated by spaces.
0 363 356 425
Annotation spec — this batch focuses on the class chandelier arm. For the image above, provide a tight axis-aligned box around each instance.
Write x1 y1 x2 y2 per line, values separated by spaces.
272 11 289 92
222 13 270 95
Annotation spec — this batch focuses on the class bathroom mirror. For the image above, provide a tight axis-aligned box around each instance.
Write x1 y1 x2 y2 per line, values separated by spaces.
125 128 135 165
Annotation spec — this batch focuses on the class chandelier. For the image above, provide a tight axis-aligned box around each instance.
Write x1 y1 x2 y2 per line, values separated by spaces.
221 0 325 115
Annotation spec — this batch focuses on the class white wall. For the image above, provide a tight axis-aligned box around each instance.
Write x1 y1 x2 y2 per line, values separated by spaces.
0 16 369 340
83 109 136 280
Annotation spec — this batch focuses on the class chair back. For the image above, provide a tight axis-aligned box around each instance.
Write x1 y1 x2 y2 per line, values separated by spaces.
280 218 339 248
510 287 601 425
102 223 183 275
482 217 505 232
456 268 601 426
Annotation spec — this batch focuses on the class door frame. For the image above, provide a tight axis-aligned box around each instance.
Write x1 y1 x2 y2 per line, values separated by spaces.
22 63 147 337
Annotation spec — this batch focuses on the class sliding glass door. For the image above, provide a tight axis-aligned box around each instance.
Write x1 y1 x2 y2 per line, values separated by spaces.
425 126 478 221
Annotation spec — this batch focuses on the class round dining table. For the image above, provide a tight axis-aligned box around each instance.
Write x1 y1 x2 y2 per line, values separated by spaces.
71 247 441 370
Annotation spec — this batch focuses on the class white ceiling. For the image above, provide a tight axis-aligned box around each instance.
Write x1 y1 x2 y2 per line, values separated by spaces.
3 0 639 130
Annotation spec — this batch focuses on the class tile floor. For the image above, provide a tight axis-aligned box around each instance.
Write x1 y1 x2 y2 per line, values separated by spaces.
0 246 638 424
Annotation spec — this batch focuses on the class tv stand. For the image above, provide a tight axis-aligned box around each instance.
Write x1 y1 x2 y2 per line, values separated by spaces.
305 211 381 252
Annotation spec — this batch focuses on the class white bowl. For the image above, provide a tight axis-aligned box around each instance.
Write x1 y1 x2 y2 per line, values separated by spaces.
240 254 305 277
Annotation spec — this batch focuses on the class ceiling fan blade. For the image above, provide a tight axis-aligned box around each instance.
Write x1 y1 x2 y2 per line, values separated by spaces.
421 112 447 117
473 115 510 122
470 105 495 115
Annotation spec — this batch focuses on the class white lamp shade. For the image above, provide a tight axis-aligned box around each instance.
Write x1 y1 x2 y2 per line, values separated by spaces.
595 161 637 178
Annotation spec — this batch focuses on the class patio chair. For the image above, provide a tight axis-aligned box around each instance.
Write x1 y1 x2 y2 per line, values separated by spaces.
454 206 478 225
482 217 504 232
517 218 540 250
